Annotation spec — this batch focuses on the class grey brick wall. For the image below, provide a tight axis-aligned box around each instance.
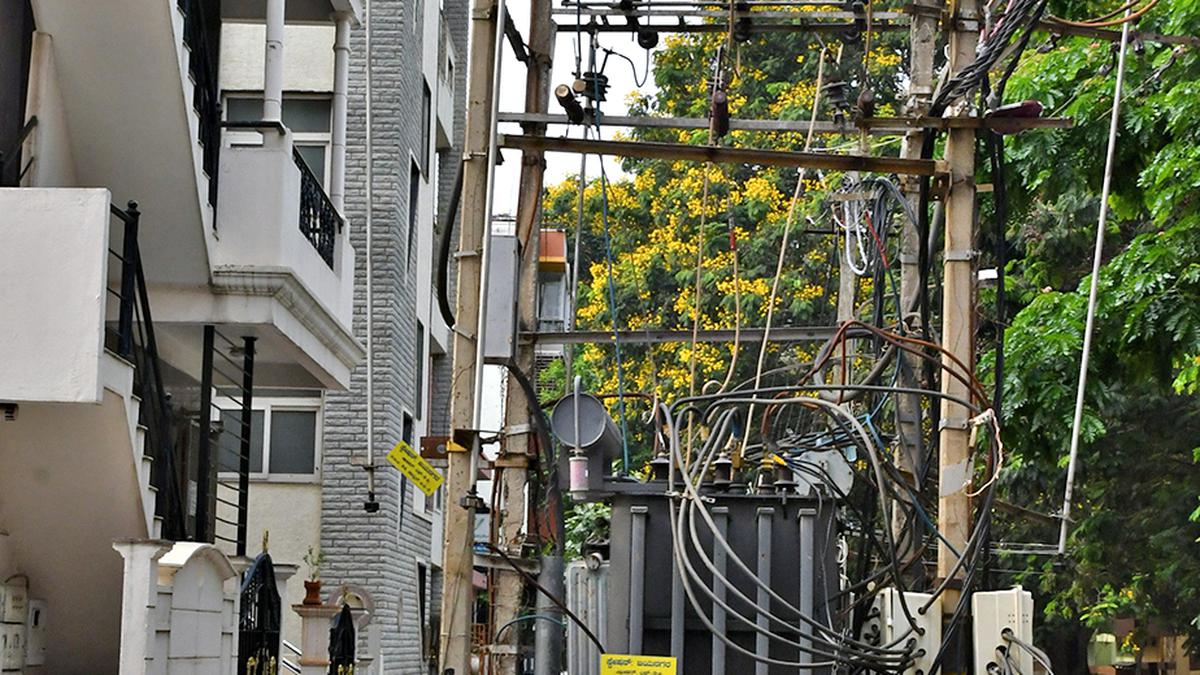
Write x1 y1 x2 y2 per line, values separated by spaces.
321 0 467 672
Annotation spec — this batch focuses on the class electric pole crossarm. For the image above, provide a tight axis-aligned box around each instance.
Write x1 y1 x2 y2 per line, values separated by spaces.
498 134 943 176
498 112 1072 134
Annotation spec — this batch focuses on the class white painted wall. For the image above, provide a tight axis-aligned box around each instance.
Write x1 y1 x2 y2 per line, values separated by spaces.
237 481 322 648
23 33 78 187
220 23 336 93
0 188 108 403
115 542 240 675
0 388 147 671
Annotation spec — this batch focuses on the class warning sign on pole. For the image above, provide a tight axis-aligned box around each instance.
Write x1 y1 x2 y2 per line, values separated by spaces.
599 654 678 675
386 440 445 496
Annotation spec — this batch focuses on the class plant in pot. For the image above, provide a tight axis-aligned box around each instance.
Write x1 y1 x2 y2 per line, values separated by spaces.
302 546 326 605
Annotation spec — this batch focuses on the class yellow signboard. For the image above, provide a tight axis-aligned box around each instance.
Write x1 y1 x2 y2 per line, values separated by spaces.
599 654 678 675
386 441 445 496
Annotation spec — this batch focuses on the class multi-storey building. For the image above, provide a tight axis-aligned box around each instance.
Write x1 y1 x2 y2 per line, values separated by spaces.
0 0 462 671
221 0 466 670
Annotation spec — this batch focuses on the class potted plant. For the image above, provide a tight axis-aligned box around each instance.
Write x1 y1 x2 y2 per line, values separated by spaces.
302 546 326 605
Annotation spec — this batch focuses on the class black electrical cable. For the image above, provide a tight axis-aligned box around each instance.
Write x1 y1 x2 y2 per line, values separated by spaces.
436 158 464 328
504 362 566 553
485 542 606 652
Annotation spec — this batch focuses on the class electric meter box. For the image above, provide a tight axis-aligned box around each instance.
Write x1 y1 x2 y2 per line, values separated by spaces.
972 586 1034 675
1 580 29 673
24 600 45 667
0 624 22 672
861 587 941 675
0 583 26 624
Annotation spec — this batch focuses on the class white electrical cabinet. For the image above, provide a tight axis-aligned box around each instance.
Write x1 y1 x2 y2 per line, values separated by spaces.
861 587 942 675
972 586 1034 675
23 601 45 667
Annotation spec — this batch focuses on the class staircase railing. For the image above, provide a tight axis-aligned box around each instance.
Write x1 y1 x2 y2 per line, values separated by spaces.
294 148 342 269
0 116 37 187
280 639 302 674
178 0 221 208
106 201 188 540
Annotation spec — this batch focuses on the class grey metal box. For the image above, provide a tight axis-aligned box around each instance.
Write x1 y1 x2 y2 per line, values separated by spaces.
483 234 519 364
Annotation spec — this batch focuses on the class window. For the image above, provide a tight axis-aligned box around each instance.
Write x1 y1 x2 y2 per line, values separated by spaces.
398 411 415 527
408 157 420 271
420 81 431 175
418 563 430 665
216 397 322 479
224 94 333 188
415 322 425 420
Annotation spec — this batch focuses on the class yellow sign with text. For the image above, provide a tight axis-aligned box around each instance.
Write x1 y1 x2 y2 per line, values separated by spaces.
599 654 677 675
386 441 445 496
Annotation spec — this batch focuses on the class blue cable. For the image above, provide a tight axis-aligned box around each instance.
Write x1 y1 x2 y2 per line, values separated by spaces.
596 161 633 473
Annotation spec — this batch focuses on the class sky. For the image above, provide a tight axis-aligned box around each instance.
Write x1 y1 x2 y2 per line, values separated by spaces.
490 1 661 215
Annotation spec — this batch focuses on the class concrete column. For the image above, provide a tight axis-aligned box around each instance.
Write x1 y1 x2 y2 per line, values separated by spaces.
329 12 351 212
113 539 172 675
263 0 286 147
294 603 340 674
534 555 564 675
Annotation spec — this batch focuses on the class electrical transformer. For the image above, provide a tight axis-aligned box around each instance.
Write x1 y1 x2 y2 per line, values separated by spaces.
605 489 839 675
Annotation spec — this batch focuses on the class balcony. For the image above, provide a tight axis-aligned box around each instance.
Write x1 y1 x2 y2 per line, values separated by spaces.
435 10 457 149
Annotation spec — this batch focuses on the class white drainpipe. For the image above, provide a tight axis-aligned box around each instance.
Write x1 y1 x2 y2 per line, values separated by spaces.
263 0 286 147
330 12 351 213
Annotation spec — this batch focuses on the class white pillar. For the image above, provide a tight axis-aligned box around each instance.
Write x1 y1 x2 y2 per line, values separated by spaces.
263 0 286 130
113 540 172 675
329 12 351 212
294 603 339 674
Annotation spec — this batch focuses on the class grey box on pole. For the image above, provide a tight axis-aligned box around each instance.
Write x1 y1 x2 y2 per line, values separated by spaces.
484 234 520 364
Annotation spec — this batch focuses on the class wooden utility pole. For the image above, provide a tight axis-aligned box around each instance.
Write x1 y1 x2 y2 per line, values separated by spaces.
440 0 500 672
895 0 942 578
937 0 981 611
493 1 553 673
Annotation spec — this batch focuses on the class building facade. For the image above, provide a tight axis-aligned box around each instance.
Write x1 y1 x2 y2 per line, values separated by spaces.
0 0 463 671
214 0 467 671
317 0 465 671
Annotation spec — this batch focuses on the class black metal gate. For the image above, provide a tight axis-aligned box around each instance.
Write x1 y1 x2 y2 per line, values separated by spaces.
328 604 356 674
239 552 281 675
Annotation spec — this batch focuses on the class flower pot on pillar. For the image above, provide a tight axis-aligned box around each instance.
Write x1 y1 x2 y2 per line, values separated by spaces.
303 580 322 605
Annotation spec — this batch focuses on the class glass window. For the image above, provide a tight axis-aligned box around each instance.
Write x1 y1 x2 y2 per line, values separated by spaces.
420 82 431 174
408 158 420 270
215 399 320 477
225 96 331 133
269 410 317 473
296 143 326 185
218 409 264 473
416 323 425 420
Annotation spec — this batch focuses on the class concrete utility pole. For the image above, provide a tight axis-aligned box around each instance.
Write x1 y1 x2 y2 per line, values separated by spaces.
493 1 553 673
937 0 981 612
440 0 501 672
895 0 941 579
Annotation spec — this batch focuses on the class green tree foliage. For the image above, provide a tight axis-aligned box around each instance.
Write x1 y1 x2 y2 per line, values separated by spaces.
993 0 1200 652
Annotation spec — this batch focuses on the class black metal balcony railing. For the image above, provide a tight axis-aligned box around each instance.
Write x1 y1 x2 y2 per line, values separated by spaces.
294 148 342 268
179 0 221 208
